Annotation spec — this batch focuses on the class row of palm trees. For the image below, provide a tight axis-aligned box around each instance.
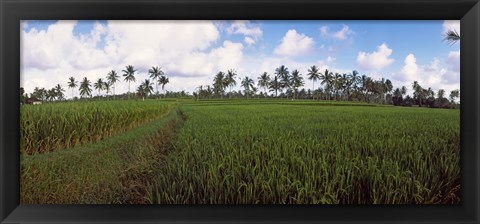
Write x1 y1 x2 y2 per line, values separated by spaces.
29 65 170 102
194 65 459 108
196 65 395 104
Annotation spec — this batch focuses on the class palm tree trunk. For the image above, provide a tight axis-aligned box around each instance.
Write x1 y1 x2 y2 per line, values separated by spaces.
312 82 315 100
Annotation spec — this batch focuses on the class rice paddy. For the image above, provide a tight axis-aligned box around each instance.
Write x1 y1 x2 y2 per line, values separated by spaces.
20 99 460 204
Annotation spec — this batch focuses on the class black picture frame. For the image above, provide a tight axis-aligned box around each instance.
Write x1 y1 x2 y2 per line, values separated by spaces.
1 0 479 223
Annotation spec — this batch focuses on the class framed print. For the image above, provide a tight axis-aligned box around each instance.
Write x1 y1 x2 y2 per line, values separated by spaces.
1 0 479 223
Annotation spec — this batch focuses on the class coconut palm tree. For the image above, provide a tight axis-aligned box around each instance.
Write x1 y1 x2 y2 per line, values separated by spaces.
104 82 111 99
384 79 393 103
307 65 320 100
137 79 154 101
54 84 65 101
47 88 57 102
444 30 460 45
213 71 226 99
107 70 120 100
290 69 304 100
437 89 446 99
79 77 92 99
67 77 78 100
401 86 407 96
158 75 169 98
449 89 460 103
94 78 104 99
122 65 136 99
319 69 333 100
241 76 255 99
257 72 271 97
225 69 238 98
332 73 343 101
268 75 281 98
148 66 164 98
275 65 290 97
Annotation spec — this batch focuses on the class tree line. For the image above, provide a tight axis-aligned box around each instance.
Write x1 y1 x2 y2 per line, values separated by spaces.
22 65 170 103
22 64 459 109
194 65 459 109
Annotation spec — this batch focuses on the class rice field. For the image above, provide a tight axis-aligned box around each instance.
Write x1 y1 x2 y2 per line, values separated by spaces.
20 100 174 154
146 100 460 204
20 99 460 204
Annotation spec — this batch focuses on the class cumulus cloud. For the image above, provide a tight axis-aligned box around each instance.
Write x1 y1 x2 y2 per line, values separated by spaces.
320 25 354 40
274 29 315 57
21 20 249 96
244 36 255 45
392 52 460 96
356 43 394 70
227 20 263 40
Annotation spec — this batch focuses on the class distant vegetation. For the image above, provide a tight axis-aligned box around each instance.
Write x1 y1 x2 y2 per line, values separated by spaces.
21 64 459 109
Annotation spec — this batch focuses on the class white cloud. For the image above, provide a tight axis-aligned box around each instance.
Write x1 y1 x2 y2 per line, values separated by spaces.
393 54 418 82
274 29 315 57
392 52 460 96
442 20 460 34
320 25 354 40
244 36 255 45
208 40 244 72
227 20 263 39
356 43 394 70
21 20 249 97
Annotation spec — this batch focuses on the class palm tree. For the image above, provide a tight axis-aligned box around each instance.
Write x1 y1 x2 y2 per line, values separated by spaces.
257 72 271 97
148 66 164 98
107 70 120 100
241 76 255 99
137 79 154 101
412 81 423 106
307 65 320 100
67 77 78 100
268 75 281 98
47 88 57 102
54 84 65 101
275 65 290 97
122 65 137 99
437 89 446 99
444 30 460 45
158 75 169 98
94 78 104 98
104 82 111 99
79 77 92 99
449 89 460 103
290 69 304 100
333 73 342 100
401 86 407 96
225 69 238 98
319 69 333 100
213 71 226 98
384 79 393 103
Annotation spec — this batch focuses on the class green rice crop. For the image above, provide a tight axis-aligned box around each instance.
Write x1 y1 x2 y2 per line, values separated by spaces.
147 100 460 204
21 106 183 204
20 100 174 155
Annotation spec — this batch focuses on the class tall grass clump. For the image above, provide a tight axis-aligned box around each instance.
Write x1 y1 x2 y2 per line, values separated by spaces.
21 100 174 154
148 101 460 204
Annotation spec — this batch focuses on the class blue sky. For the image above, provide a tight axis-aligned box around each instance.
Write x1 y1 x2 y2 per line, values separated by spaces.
20 20 460 98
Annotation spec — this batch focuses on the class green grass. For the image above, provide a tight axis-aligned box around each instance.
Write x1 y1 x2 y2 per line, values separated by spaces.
147 100 460 204
21 100 174 154
20 104 184 204
19 99 460 204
